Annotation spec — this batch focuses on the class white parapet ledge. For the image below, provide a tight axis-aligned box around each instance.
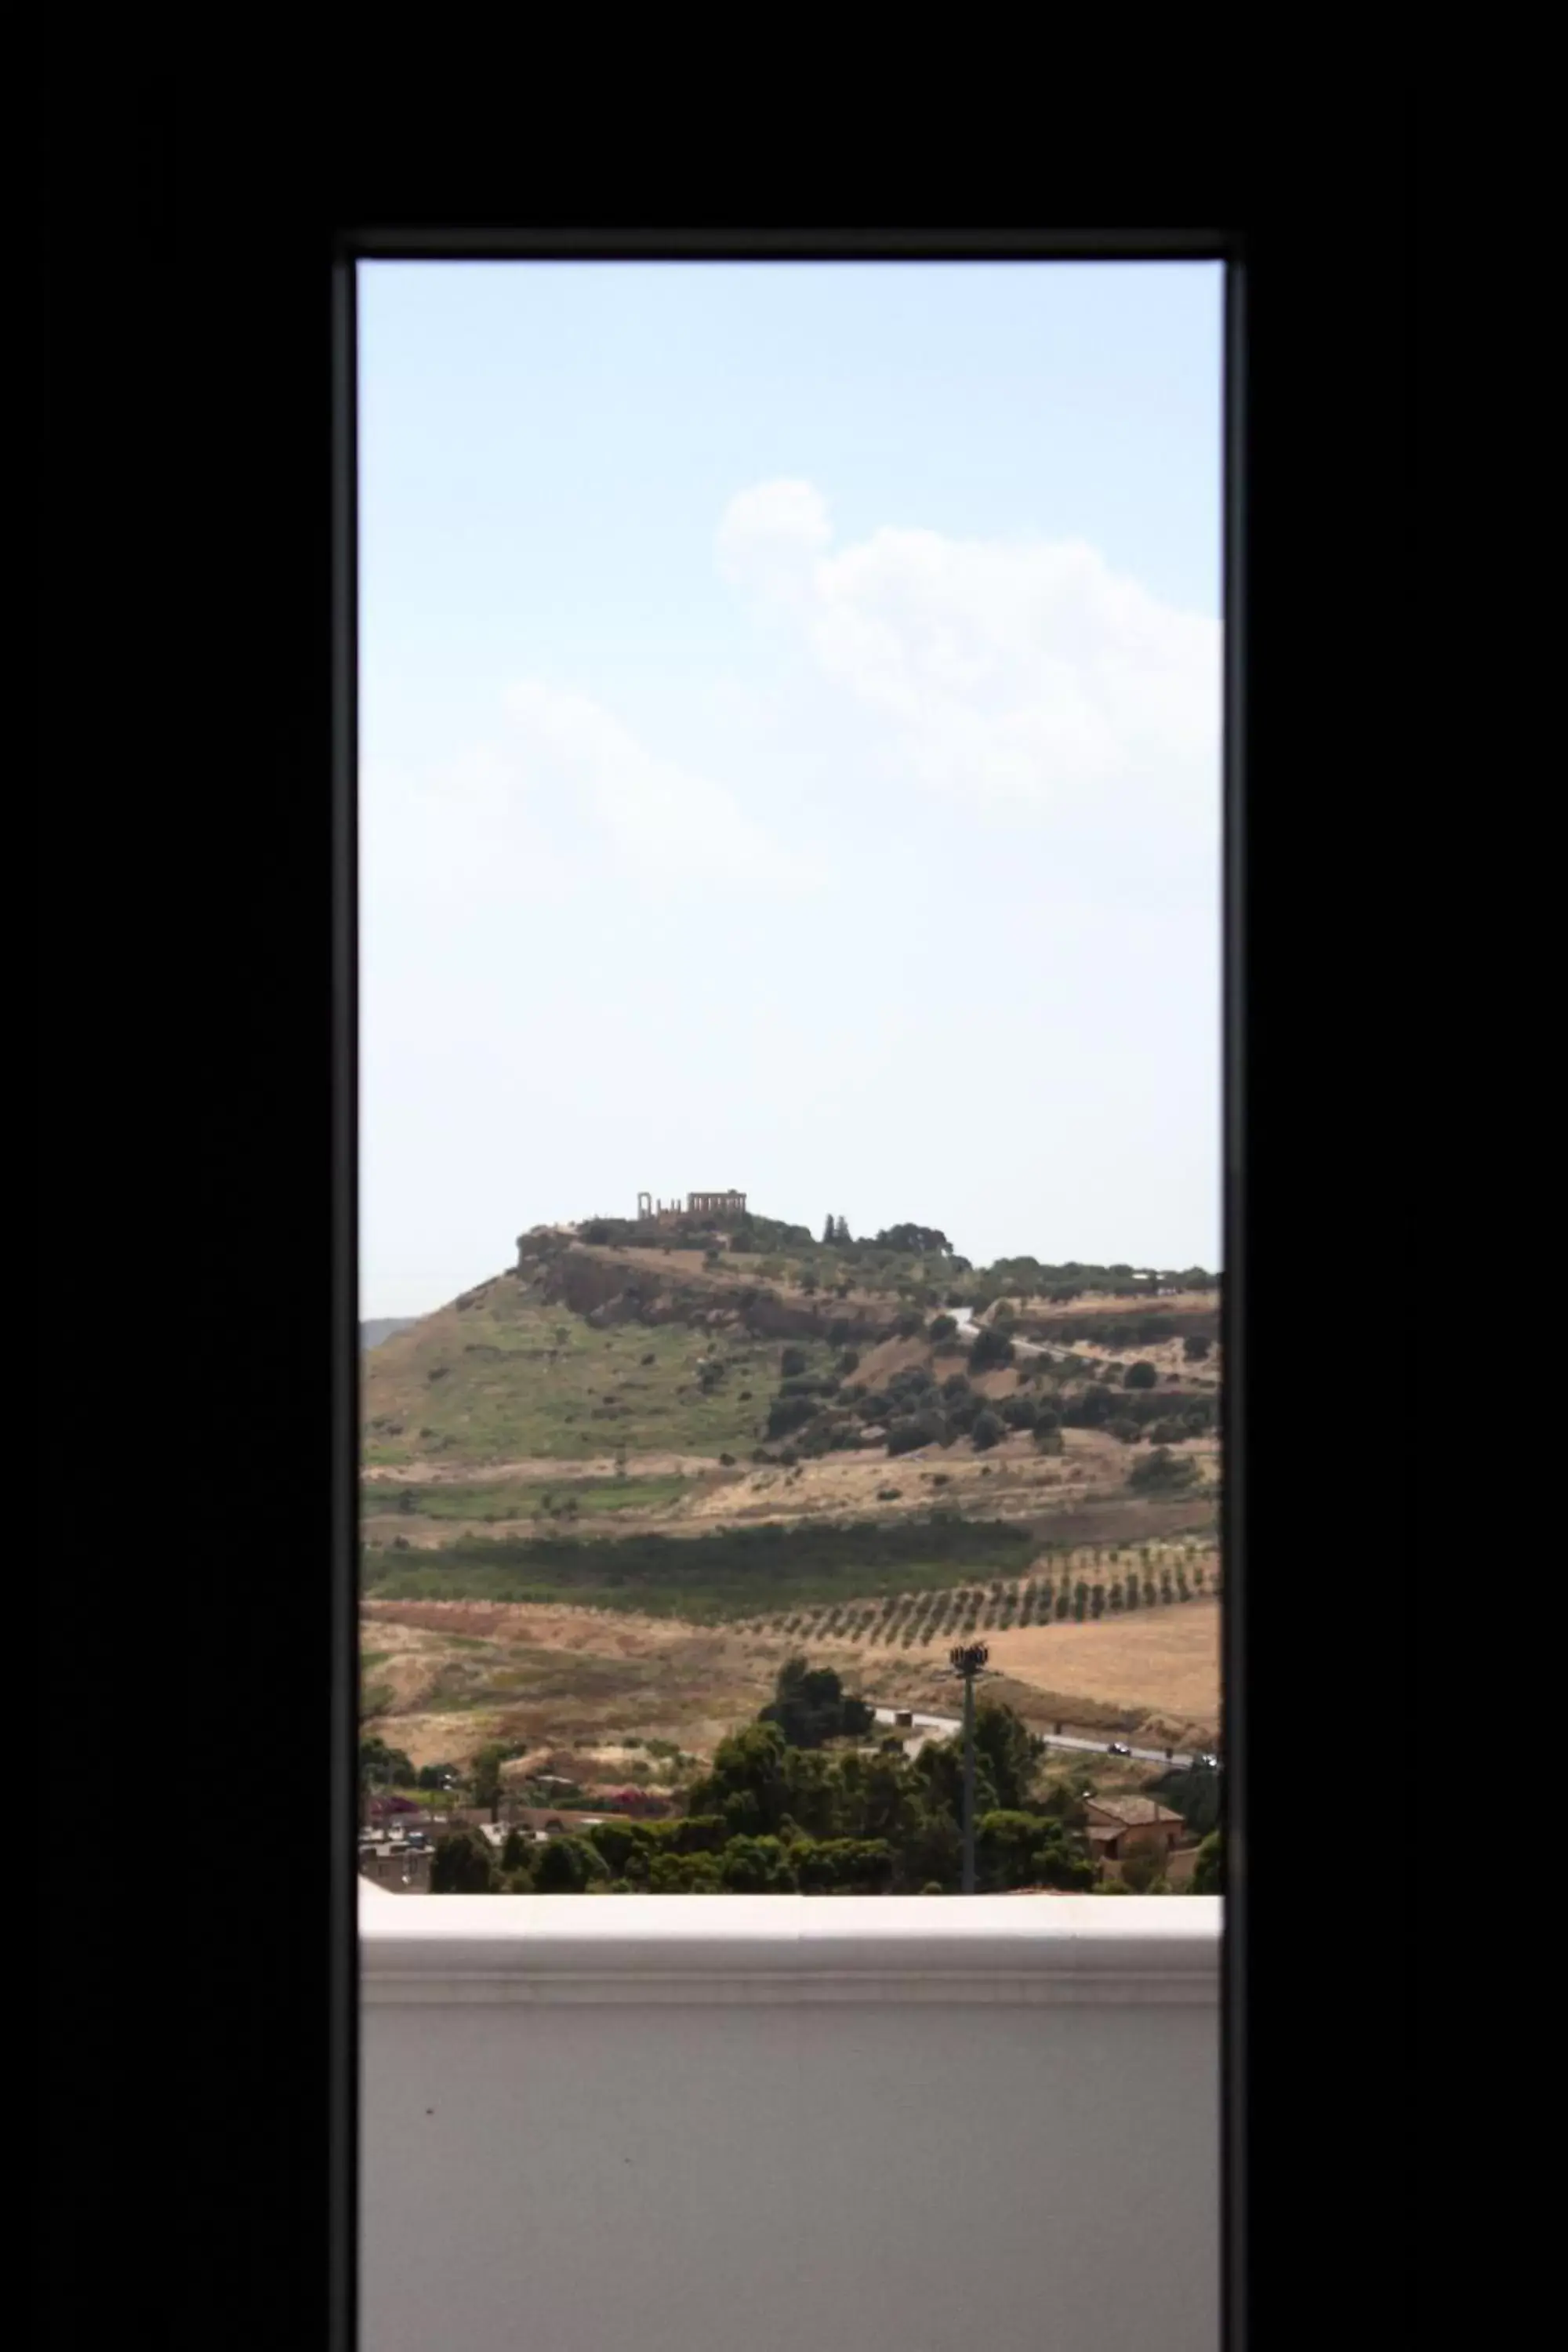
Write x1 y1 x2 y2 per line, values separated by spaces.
360 1886 1220 2008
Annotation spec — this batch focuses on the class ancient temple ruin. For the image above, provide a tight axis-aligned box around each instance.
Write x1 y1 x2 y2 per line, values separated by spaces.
637 1190 747 1224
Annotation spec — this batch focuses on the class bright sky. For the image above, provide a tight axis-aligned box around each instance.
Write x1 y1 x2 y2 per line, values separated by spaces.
359 262 1222 1316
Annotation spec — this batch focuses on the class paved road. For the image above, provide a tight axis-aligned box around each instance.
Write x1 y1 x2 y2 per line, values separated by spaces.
872 1704 1196 1770
946 1305 1049 1363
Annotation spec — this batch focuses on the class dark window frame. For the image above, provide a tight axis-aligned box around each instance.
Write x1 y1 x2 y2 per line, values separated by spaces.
41 152 1409 2352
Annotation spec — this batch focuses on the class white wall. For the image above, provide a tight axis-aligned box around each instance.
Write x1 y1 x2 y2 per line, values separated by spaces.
361 1889 1220 2352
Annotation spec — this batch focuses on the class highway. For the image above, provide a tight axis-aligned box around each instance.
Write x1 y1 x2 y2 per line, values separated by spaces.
871 1705 1200 1770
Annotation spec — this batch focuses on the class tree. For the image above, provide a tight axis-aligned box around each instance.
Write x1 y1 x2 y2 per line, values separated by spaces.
687 1722 793 1839
430 1830 495 1893
499 1827 534 1874
360 1737 415 1791
469 1743 507 1821
1124 1360 1158 1390
971 1409 1004 1452
970 1325 1014 1373
718 1835 798 1892
928 1312 958 1345
822 1214 837 1245
1067 1382 1114 1427
968 1700 1042 1812
533 1835 609 1893
760 1657 874 1750
875 1224 953 1256
1030 1831 1096 1890
835 1216 852 1244
1191 1829 1223 1894
1182 1334 1213 1361
1149 1763 1221 1839
584 1817 643 1876
780 1345 807 1378
646 1849 723 1893
976 1809 1051 1890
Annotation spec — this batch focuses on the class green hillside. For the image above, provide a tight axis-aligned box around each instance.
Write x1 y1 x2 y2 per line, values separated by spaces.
360 1211 1221 1623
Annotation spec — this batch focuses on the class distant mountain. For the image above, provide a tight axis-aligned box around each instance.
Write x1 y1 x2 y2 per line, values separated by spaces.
361 1317 418 1352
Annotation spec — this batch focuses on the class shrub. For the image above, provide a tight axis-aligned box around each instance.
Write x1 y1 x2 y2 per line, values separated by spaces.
1123 1360 1159 1390
928 1313 958 1344
887 1412 946 1457
1107 1417 1143 1445
767 1394 819 1439
1182 1334 1213 1362
970 1325 1014 1373
1127 1446 1200 1494
430 1831 496 1894
780 1345 808 1378
1063 1383 1115 1428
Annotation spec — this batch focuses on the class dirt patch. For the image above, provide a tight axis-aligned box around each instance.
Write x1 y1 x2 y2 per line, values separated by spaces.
364 1451 717 1486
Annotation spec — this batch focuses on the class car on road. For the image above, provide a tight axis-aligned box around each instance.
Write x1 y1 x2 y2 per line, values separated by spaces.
1197 1752 1219 1769
1106 1740 1131 1757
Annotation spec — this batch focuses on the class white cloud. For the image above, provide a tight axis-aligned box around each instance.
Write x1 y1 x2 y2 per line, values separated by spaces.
500 680 817 891
714 478 832 613
361 677 819 924
715 482 1220 835
360 747 570 916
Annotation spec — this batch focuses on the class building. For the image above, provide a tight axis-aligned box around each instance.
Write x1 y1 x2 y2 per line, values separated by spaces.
1083 1796 1188 1871
637 1189 747 1221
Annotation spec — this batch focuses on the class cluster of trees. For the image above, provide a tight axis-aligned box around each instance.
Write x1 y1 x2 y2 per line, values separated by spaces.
1060 1382 1215 1440
758 1656 875 1747
752 1323 1214 1468
1127 1446 1203 1494
873 1223 953 1257
429 1676 1097 1897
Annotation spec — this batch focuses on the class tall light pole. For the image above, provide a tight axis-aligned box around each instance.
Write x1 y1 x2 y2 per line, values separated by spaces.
949 1642 990 1893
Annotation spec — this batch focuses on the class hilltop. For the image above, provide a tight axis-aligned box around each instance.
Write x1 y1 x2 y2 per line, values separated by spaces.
361 1205 1222 1763
365 1211 1218 1468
